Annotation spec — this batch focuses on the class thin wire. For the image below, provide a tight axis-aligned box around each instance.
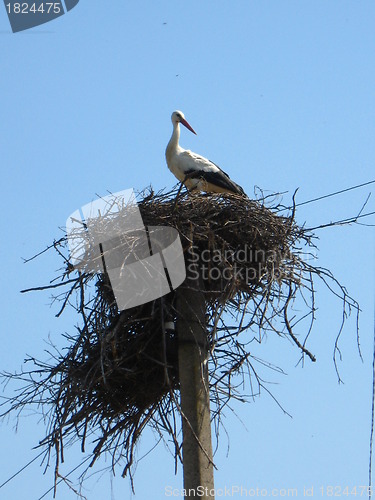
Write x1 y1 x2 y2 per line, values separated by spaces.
369 279 375 500
0 443 91 499
0 450 45 490
296 179 375 207
305 210 375 232
279 179 375 211
37 456 92 500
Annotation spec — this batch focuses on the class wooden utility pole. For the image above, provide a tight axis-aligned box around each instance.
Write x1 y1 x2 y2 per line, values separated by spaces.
177 261 215 499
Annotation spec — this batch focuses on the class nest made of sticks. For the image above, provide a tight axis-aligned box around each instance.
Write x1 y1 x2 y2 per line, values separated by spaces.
1 186 359 493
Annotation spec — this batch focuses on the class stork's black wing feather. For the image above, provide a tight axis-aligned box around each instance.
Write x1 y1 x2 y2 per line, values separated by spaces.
184 166 245 195
208 160 245 195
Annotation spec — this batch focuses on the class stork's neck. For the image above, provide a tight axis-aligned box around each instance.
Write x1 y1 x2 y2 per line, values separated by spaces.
167 122 181 154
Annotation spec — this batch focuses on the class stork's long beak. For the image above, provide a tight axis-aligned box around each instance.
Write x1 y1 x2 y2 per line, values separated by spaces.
180 117 197 135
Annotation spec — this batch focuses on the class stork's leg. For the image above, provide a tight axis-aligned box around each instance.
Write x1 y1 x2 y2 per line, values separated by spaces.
172 180 187 213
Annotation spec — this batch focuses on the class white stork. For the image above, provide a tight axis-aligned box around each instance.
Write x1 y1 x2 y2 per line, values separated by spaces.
166 110 245 195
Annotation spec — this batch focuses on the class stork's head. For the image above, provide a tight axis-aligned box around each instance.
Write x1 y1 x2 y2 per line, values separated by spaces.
171 110 197 135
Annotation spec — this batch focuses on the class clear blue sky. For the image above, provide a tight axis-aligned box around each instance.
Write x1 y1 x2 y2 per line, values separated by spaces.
0 1 374 498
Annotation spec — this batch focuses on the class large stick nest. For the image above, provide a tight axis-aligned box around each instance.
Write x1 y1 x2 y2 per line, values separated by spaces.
1 187 358 493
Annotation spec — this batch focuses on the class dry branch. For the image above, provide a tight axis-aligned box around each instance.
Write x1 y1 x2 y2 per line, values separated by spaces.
0 186 359 493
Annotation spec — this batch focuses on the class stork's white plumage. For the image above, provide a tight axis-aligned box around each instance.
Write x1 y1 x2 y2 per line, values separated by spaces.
166 110 245 196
